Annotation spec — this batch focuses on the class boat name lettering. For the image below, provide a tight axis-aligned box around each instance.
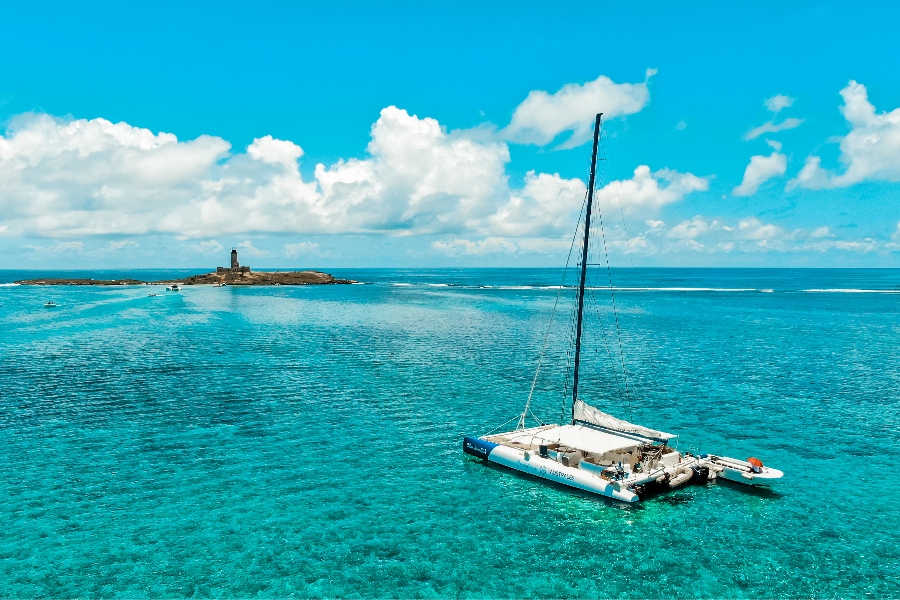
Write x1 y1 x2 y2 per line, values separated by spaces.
548 468 575 481
465 442 488 456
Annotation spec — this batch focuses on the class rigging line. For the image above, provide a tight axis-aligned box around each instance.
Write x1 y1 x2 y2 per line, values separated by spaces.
520 186 589 431
482 413 522 437
586 286 625 398
593 135 635 421
604 128 636 270
581 170 626 402
561 270 578 423
561 191 589 423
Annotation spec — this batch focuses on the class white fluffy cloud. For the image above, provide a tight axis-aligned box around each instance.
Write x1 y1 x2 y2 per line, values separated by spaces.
743 94 803 140
247 135 303 167
0 103 707 244
431 214 895 258
108 240 138 250
501 69 656 149
284 242 320 257
597 166 709 212
237 240 268 256
744 118 804 141
764 95 795 113
733 152 787 196
789 81 900 189
0 107 511 238
629 216 887 255
432 237 517 256
485 165 706 238
190 240 224 254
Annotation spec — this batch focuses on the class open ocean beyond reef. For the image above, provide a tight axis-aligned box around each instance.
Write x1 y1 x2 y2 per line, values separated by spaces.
1 267 898 599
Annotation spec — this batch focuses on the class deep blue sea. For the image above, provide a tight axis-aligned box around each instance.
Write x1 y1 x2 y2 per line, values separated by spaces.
1 268 898 598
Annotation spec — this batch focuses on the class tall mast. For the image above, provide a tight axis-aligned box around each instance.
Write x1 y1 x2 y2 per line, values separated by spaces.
571 113 602 421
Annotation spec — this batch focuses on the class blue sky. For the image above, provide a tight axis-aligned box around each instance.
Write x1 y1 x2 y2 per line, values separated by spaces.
1 1 899 268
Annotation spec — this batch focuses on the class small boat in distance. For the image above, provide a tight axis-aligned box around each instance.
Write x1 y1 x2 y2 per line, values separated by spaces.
44 301 57 307
463 113 783 503
166 283 182 291
147 293 158 297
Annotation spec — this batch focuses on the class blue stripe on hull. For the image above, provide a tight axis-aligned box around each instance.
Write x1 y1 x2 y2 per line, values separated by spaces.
463 436 498 459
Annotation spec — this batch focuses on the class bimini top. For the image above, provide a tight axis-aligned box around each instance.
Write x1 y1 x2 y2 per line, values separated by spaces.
519 424 647 455
495 401 678 455
573 399 677 443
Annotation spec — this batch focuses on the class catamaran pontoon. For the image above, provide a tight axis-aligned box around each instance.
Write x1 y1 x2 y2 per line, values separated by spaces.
463 113 782 502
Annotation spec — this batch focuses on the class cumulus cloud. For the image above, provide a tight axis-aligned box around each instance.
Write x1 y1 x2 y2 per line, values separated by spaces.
247 135 303 167
485 165 706 238
431 236 576 257
0 113 230 237
743 118 804 140
742 94 802 140
434 216 899 258
23 241 84 252
284 242 320 257
595 166 708 213
628 216 894 255
432 237 518 256
0 107 512 238
108 240 138 250
190 240 224 254
764 95 795 113
501 69 656 148
237 240 268 256
0 105 708 245
788 81 900 189
733 152 787 196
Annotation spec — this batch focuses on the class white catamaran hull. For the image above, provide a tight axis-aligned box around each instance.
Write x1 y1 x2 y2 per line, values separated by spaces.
480 440 639 502
464 432 782 502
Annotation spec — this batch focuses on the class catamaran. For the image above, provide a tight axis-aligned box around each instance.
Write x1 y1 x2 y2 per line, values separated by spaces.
463 113 782 502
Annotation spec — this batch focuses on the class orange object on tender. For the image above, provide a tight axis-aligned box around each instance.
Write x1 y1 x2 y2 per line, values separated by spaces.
748 457 764 468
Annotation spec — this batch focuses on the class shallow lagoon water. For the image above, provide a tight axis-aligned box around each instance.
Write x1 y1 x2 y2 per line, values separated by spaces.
1 268 898 598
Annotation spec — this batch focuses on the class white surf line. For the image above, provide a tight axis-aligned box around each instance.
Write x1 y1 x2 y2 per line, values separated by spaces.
386 283 764 291
602 287 758 291
803 289 900 293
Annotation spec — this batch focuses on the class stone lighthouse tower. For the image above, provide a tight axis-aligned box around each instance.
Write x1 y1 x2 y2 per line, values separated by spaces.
217 248 250 273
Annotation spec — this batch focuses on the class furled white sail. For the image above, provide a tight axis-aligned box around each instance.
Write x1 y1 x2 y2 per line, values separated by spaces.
573 399 677 441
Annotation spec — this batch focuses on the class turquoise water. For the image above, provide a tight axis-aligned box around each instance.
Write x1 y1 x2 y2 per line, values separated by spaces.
1 269 899 598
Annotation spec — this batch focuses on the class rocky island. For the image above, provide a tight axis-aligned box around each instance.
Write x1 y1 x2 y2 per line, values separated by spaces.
15 249 358 286
15 270 356 286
